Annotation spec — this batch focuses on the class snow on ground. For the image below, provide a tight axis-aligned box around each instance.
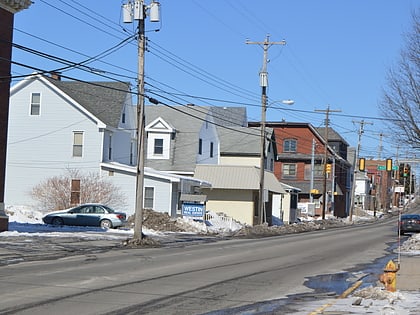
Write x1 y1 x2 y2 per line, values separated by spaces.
1 205 243 240
1 205 420 314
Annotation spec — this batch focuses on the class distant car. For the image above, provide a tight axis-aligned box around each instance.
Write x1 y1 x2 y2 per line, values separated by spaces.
399 214 420 235
42 204 127 229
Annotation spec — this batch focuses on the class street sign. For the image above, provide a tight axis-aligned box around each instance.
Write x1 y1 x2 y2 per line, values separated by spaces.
376 165 399 171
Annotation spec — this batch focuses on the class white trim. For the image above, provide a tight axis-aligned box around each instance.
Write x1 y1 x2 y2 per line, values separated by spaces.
11 73 107 128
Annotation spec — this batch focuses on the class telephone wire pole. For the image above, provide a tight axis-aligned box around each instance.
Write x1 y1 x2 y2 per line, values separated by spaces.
246 35 285 224
315 106 341 219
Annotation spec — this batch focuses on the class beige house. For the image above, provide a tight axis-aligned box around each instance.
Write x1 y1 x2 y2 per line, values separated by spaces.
194 164 286 226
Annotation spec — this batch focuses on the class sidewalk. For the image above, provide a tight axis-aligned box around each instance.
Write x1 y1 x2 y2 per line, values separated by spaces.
296 255 420 315
397 255 420 291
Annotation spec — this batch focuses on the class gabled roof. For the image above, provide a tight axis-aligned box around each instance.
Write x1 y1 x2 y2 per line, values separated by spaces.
316 127 349 146
194 164 286 193
11 74 130 129
209 107 247 126
216 126 274 156
44 76 130 128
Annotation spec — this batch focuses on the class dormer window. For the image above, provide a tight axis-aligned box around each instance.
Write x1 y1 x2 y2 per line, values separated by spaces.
284 139 297 152
145 117 174 160
154 138 164 155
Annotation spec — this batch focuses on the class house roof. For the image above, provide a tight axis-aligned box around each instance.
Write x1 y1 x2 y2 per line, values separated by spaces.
254 121 350 166
217 126 265 155
44 76 130 128
316 127 349 146
194 164 286 194
100 162 211 187
209 106 247 126
144 105 249 173
145 105 209 173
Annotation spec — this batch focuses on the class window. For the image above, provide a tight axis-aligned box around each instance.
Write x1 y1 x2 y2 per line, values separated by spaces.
144 187 154 209
122 111 126 124
282 163 296 178
210 142 214 158
30 93 41 115
130 141 134 165
73 132 83 157
154 138 164 155
198 138 202 155
284 139 297 152
108 133 113 160
304 164 324 180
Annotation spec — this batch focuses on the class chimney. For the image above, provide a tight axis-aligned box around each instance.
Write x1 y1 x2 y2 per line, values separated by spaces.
50 72 61 80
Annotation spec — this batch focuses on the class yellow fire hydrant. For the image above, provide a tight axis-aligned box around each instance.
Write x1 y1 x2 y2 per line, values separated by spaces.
379 260 400 292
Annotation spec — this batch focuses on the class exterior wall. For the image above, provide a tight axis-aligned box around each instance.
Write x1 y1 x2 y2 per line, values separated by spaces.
220 156 260 167
101 167 178 217
203 188 254 225
103 129 132 165
6 79 104 206
197 118 219 164
100 168 136 215
274 126 325 181
271 124 349 218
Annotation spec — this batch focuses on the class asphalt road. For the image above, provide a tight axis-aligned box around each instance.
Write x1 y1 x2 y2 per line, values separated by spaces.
0 218 399 315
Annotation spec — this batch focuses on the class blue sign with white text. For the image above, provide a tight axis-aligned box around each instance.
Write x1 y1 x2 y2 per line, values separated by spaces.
182 203 204 217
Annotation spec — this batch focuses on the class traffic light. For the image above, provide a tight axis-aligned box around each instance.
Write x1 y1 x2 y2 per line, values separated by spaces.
359 158 365 171
325 163 332 173
404 166 409 177
386 159 393 172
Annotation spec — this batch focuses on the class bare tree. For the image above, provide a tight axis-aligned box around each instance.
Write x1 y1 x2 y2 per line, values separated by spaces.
379 10 420 147
31 169 127 212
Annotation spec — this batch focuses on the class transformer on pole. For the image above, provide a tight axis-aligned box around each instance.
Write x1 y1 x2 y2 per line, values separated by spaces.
122 0 160 240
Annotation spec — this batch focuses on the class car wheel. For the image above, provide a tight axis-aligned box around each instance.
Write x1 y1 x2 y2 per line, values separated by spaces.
100 219 112 229
51 217 64 226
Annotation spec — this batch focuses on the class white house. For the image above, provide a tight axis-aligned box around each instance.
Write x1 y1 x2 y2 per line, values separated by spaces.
5 74 209 217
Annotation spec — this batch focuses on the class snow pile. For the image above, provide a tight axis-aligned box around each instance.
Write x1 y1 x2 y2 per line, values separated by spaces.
400 233 420 255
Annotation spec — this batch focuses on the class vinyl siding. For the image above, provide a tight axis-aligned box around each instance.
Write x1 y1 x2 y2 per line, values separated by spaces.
5 80 103 206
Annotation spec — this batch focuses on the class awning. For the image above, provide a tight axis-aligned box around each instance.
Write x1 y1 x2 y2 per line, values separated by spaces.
180 194 207 203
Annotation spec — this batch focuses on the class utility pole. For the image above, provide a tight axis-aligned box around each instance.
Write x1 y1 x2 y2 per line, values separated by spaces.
310 139 315 203
246 35 285 225
315 106 341 219
349 119 373 221
123 0 160 240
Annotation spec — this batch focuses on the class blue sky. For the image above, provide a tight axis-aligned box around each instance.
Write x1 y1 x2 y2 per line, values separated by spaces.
10 0 418 161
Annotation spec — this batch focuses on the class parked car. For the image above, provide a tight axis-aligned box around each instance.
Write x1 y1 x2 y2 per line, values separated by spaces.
42 204 127 229
399 214 420 235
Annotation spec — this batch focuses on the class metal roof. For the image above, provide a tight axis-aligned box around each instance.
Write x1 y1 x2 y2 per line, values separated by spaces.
194 164 286 194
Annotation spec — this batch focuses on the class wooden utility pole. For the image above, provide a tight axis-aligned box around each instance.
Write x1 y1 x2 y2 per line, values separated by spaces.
315 106 341 219
246 35 285 224
134 7 146 240
349 119 373 221
124 0 161 240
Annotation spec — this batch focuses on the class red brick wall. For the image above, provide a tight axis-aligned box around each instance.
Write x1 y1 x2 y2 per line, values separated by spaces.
0 8 13 204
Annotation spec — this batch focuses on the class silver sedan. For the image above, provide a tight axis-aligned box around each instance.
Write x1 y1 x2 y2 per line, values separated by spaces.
42 204 127 229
